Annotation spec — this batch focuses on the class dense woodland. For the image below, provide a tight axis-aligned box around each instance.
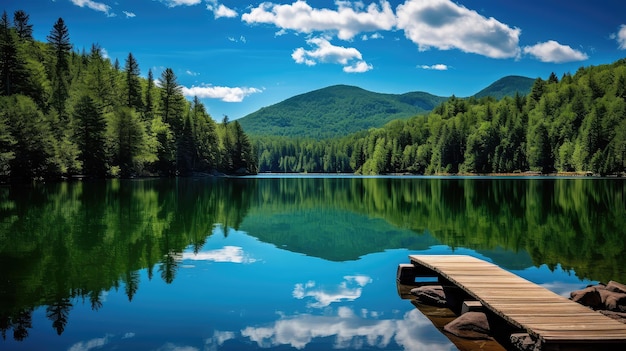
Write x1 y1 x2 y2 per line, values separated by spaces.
254 61 626 175
2 10 625 180
0 10 257 181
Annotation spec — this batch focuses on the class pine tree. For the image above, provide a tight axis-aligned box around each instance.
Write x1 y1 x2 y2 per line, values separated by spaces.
13 10 33 41
46 17 71 116
0 11 28 96
124 52 142 110
72 95 107 177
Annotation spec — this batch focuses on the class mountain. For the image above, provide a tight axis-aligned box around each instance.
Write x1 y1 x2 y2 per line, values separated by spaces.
238 85 447 139
473 75 535 100
239 76 534 139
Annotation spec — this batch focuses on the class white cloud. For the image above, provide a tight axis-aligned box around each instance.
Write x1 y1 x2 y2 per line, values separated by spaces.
344 60 373 73
242 0 396 40
70 0 115 17
181 246 257 262
292 37 372 72
204 330 236 350
185 70 199 76
523 40 589 63
396 0 520 59
159 0 202 7
207 1 238 19
228 36 247 43
361 32 384 41
292 275 372 307
240 307 452 350
155 343 199 351
123 11 136 18
613 24 626 50
419 64 448 70
68 336 110 351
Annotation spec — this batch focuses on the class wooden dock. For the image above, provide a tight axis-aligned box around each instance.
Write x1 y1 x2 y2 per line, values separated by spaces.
400 255 626 350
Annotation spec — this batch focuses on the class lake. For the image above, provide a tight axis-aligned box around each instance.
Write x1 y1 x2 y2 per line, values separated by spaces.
1 175 625 351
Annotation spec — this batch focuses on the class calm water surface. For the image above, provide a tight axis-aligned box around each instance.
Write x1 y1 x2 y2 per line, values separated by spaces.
1 176 625 351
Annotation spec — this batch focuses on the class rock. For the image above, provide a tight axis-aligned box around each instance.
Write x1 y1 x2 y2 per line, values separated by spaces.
443 311 491 340
410 285 448 306
598 289 626 312
570 286 603 309
510 333 541 351
606 280 626 294
600 310 626 324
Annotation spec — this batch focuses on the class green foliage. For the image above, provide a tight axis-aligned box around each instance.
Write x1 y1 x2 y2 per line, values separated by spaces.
255 59 626 175
0 11 256 180
238 85 448 139
473 75 535 100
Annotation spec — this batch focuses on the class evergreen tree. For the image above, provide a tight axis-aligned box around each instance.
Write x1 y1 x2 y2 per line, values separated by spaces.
123 52 142 110
13 10 33 41
144 68 154 119
109 107 146 177
72 95 107 176
0 11 28 96
46 17 71 116
0 95 54 179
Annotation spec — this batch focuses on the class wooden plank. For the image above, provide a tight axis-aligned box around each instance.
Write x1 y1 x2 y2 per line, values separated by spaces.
407 254 626 347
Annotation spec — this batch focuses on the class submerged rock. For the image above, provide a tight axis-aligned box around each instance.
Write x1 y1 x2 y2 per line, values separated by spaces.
410 285 450 306
443 311 491 340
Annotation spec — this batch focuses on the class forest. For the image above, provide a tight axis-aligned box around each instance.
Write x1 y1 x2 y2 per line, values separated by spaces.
0 10 257 181
254 61 626 176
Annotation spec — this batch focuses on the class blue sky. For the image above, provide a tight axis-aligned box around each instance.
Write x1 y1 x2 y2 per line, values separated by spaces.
4 0 626 120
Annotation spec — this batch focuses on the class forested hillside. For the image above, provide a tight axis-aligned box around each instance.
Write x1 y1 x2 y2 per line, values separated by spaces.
473 75 534 100
255 60 626 175
238 85 447 139
0 10 256 181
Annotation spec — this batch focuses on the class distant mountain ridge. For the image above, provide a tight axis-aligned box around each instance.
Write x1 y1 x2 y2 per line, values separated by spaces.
473 75 535 100
238 76 534 139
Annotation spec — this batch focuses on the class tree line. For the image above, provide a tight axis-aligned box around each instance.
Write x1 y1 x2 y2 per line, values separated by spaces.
255 60 626 175
0 10 257 181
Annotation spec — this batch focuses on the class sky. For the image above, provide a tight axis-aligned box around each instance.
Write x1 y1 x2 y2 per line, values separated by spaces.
4 0 626 120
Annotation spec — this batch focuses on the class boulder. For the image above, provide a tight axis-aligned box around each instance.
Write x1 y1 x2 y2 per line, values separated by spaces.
510 333 541 351
598 289 626 312
410 285 448 306
570 286 603 309
606 280 626 294
443 311 491 340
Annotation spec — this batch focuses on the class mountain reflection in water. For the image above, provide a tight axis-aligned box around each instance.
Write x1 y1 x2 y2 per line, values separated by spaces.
1 176 624 350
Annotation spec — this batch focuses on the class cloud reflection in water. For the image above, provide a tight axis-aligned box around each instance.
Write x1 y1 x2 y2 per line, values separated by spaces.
238 307 455 351
293 275 373 308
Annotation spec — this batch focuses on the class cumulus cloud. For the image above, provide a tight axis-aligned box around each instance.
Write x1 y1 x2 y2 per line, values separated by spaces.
181 246 257 263
184 85 261 102
419 64 448 70
522 40 589 63
123 11 136 18
292 37 372 72
240 307 451 350
159 0 202 7
396 0 520 59
292 275 372 308
242 0 396 40
344 61 373 73
612 25 626 50
207 0 238 19
70 0 115 17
